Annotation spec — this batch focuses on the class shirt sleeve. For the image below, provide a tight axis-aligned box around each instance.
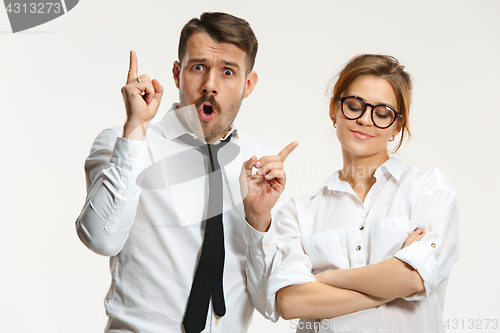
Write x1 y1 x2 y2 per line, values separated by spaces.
265 199 316 321
75 128 149 256
394 169 459 301
244 189 288 319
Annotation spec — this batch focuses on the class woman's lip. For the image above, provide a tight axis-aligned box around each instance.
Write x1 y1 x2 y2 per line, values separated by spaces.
350 130 374 140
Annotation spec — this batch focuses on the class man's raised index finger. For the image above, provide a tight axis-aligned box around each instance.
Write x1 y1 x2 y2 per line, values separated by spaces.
127 50 138 84
278 141 298 162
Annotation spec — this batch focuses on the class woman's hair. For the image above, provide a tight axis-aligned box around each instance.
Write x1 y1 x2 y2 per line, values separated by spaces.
329 54 413 152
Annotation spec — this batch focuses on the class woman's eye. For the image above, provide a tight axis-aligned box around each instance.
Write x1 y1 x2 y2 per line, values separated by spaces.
375 113 389 119
348 105 361 112
374 110 391 119
374 106 393 119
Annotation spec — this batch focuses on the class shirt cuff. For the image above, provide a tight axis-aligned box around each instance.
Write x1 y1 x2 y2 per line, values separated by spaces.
266 262 316 320
110 137 147 170
393 240 439 301
245 219 277 258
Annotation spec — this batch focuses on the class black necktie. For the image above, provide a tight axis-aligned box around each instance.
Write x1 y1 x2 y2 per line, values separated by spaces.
181 134 232 333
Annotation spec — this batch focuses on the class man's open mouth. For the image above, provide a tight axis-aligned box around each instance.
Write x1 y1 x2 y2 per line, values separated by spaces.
198 103 217 122
203 104 214 115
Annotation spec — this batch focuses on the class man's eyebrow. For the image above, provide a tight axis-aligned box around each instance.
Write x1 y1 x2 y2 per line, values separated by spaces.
222 60 240 69
187 58 207 64
186 59 240 70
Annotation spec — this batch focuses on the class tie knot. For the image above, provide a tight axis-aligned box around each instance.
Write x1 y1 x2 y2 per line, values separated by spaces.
179 133 232 152
178 133 233 173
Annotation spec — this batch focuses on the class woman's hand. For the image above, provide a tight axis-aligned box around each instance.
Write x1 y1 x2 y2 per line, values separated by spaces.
240 142 298 232
402 227 426 248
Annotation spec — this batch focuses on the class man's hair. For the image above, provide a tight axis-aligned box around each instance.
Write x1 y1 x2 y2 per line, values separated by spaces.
178 12 258 74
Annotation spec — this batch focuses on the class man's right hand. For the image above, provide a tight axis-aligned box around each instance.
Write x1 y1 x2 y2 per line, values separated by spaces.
240 142 298 232
121 50 164 140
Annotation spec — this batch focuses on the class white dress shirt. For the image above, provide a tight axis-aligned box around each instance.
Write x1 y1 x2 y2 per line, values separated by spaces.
246 157 459 333
76 104 282 333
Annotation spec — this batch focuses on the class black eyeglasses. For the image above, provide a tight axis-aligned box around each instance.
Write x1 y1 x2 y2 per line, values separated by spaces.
339 96 402 129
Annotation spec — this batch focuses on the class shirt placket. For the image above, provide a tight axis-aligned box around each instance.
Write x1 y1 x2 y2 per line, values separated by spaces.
352 179 382 268
207 302 222 332
352 200 367 268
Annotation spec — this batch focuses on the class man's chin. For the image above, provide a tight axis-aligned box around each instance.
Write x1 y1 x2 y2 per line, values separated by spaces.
200 126 228 144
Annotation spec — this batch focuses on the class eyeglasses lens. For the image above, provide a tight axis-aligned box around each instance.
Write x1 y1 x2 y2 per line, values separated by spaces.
342 98 364 118
342 97 395 128
373 106 395 128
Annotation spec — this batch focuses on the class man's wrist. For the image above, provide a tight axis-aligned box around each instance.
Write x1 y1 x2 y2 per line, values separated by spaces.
123 119 150 140
245 212 272 232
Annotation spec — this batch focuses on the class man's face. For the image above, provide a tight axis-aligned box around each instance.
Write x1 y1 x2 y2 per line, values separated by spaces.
173 32 258 143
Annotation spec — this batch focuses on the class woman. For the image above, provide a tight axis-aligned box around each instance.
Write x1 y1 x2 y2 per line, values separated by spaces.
243 54 459 332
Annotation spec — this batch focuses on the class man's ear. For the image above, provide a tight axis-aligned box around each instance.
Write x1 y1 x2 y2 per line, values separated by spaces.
243 71 258 99
172 61 181 89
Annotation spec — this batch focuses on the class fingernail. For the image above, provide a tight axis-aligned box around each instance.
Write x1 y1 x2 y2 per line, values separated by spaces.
413 227 418 231
256 161 262 168
418 227 424 230
419 230 425 235
256 170 262 175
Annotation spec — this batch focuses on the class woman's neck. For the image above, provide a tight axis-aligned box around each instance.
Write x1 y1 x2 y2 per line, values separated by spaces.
340 149 390 202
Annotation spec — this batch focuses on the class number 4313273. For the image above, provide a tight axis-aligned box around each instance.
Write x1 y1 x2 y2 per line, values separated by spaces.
6 3 62 14
444 319 498 330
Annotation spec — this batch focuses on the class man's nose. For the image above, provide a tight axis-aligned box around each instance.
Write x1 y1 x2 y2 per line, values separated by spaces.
202 71 218 96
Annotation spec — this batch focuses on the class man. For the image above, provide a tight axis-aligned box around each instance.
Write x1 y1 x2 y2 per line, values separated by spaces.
76 12 295 333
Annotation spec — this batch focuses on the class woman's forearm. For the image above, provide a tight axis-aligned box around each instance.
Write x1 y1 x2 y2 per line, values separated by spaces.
315 258 425 299
276 281 392 320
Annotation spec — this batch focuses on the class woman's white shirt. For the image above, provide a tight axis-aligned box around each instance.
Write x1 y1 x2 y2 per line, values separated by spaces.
254 157 459 333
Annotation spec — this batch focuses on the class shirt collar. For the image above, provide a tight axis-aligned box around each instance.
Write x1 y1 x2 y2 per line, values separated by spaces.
374 156 405 182
315 156 405 196
160 103 239 143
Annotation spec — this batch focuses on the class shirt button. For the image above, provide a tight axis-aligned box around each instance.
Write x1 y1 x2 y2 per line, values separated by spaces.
121 191 127 197
129 151 136 158
431 243 436 248
215 318 219 325
359 226 364 230
264 241 269 247
356 246 361 251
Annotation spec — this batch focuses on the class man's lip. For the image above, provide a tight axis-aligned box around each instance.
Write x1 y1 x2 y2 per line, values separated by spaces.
350 130 374 140
198 102 216 114
197 102 216 121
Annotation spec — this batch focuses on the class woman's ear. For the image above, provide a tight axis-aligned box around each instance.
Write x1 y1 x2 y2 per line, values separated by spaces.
392 123 402 137
328 98 337 126
329 102 338 128
329 100 336 122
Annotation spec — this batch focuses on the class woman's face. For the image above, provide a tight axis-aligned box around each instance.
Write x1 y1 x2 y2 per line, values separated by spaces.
331 75 401 160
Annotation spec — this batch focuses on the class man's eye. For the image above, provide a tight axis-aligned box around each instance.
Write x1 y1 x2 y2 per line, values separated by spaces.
193 65 204 71
223 69 234 76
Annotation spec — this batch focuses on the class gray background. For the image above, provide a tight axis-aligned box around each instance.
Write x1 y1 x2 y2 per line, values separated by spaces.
1 0 499 332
